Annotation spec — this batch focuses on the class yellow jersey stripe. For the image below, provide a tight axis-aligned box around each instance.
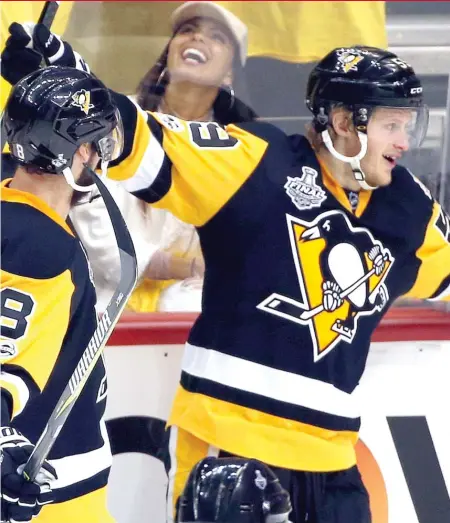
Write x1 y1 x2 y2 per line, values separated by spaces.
405 202 450 300
38 485 115 523
1 180 74 236
169 386 358 471
319 160 373 216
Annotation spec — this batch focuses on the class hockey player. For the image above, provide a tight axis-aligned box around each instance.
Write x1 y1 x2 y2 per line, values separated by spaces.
176 457 292 522
103 46 450 523
1 66 122 522
5 40 450 522
103 46 449 522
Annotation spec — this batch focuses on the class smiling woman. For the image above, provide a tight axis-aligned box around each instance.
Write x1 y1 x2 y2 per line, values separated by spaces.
136 1 256 125
116 1 258 314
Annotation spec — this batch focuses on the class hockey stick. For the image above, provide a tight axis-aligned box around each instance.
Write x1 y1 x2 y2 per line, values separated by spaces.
22 169 137 482
37 1 61 32
1 1 60 152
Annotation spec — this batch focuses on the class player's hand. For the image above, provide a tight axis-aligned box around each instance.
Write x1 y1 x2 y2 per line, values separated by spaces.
368 245 386 276
322 281 343 311
0 22 91 87
32 23 90 72
1 23 42 85
0 427 57 523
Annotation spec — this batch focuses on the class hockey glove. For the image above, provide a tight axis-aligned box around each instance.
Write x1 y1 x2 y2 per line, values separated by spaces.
1 23 42 85
1 22 90 87
32 23 90 72
0 427 57 523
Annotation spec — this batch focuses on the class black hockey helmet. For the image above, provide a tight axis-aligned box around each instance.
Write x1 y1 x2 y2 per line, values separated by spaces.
306 46 428 147
3 65 123 174
177 457 292 523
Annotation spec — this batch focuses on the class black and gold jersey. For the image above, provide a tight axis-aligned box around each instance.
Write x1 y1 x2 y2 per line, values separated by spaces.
0 181 113 520
109 94 450 472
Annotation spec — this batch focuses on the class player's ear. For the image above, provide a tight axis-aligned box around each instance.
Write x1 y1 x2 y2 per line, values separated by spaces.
331 108 355 137
74 143 91 163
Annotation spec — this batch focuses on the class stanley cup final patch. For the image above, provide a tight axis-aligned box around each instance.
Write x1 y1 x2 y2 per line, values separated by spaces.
284 166 326 211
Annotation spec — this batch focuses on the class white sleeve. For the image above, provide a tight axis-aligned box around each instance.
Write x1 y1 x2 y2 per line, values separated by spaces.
158 213 202 260
69 178 160 311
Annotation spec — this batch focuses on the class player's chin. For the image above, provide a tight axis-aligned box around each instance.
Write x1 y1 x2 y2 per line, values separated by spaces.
376 170 393 187
365 169 392 188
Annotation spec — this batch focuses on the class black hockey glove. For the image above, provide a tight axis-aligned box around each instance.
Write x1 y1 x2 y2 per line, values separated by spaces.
1 23 42 85
32 23 90 72
1 22 90 87
0 427 57 522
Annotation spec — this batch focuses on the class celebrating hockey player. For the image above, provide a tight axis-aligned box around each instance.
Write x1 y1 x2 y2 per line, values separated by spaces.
4 24 450 523
1 67 122 522
106 47 449 523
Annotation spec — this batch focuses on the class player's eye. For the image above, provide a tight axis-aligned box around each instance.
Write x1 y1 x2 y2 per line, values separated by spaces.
384 122 399 132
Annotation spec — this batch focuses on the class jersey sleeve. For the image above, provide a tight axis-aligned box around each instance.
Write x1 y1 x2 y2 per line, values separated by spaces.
404 201 450 301
107 92 269 226
1 229 77 420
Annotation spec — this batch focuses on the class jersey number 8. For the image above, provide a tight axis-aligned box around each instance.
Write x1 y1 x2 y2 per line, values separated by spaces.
1 288 35 340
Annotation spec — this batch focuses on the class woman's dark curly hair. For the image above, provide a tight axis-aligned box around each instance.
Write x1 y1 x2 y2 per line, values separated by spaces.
136 41 257 125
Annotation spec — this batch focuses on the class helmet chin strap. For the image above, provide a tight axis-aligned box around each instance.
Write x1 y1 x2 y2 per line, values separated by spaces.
100 160 109 178
62 166 95 192
321 129 377 191
62 160 110 193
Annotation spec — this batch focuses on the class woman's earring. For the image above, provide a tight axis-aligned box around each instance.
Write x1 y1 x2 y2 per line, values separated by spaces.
224 84 235 110
155 67 168 91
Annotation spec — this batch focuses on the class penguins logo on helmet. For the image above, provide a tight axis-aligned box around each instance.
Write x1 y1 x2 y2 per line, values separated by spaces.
71 89 94 115
336 48 364 73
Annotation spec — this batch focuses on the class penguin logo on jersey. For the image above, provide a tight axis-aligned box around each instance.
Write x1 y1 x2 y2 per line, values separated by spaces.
71 89 94 115
258 210 394 361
